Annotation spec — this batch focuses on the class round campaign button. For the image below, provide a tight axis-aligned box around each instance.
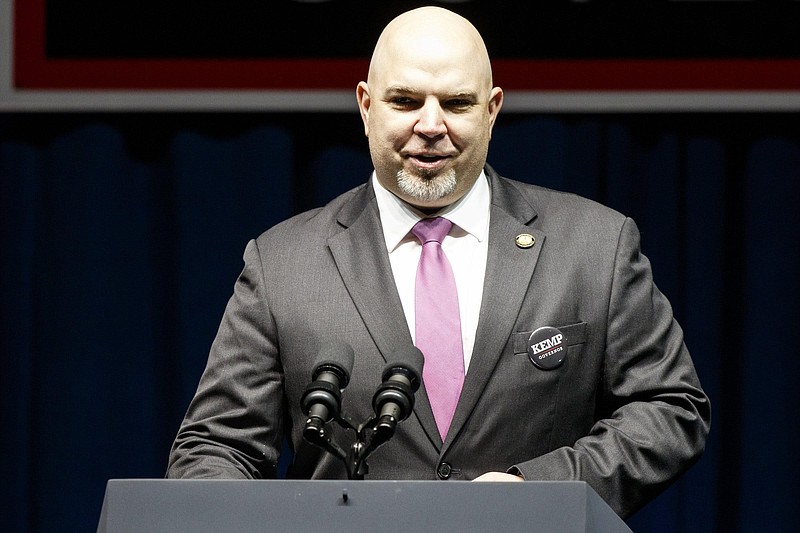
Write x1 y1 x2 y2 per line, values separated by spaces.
527 326 567 370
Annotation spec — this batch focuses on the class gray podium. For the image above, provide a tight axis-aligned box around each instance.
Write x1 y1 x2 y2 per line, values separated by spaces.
97 479 632 533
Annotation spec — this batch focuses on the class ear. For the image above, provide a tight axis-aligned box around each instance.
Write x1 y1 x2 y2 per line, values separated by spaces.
487 86 504 138
356 81 371 137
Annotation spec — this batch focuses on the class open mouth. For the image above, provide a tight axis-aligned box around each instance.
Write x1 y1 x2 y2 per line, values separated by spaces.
410 153 449 166
416 154 445 162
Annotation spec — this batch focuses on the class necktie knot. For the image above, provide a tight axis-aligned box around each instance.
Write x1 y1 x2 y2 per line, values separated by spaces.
412 217 453 245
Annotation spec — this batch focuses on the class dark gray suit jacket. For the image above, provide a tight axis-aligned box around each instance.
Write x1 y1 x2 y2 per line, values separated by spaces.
167 166 710 518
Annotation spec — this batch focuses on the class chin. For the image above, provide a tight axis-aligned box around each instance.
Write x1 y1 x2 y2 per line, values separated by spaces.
395 168 458 204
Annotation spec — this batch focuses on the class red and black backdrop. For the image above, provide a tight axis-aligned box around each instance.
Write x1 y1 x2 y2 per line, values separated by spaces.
14 0 800 91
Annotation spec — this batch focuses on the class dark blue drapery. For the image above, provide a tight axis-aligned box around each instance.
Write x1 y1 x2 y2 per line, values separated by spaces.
2 112 799 532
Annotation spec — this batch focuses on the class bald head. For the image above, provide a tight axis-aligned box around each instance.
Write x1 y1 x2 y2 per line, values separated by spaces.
368 7 493 92
356 6 503 212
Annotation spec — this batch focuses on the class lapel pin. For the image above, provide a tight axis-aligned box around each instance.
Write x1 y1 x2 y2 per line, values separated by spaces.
515 233 535 249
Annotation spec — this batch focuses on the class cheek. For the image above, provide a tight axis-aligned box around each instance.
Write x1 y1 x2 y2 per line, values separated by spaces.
461 120 491 150
368 131 402 168
369 131 402 155
371 111 413 142
447 115 484 144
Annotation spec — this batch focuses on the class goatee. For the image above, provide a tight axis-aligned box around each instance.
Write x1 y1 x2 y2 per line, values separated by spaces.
396 168 457 202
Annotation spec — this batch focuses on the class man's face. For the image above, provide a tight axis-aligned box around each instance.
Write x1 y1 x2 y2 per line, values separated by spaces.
357 31 503 212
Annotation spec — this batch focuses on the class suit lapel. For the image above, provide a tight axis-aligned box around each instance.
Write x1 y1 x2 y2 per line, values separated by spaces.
443 170 546 450
327 183 441 445
327 184 411 358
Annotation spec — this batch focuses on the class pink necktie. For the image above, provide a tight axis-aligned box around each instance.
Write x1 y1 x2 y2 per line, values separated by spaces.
411 217 465 439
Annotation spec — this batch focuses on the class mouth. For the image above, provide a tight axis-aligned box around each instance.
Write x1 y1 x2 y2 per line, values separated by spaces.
407 153 450 169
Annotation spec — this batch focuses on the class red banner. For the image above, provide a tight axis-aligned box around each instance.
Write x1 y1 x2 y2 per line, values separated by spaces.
15 1 800 91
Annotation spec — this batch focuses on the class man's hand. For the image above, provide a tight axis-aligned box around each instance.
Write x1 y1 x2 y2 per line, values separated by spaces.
472 472 524 482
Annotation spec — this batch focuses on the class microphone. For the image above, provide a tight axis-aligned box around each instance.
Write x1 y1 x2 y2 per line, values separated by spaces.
371 346 424 439
301 342 355 436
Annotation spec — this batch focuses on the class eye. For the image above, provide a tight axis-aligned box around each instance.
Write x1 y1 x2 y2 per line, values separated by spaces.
389 96 418 109
445 99 475 111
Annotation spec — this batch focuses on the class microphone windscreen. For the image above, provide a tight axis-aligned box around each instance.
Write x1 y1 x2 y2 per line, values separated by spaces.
382 346 424 389
313 341 355 385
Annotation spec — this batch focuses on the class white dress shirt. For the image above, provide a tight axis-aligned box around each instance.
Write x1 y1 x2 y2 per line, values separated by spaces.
372 171 491 373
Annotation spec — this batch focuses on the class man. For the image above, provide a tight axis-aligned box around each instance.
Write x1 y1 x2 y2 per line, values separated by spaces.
168 6 710 518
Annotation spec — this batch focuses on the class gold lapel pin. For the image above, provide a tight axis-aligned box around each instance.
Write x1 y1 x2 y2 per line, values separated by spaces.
515 233 535 249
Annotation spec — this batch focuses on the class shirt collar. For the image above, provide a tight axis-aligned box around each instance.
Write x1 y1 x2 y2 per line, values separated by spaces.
373 170 491 252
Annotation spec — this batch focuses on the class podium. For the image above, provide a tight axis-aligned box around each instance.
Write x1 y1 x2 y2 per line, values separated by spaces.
97 479 632 533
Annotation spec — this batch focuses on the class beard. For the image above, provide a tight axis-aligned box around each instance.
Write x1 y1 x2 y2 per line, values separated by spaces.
395 167 457 203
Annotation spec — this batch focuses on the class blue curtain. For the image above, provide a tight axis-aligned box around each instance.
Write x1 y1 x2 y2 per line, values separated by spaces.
2 112 799 532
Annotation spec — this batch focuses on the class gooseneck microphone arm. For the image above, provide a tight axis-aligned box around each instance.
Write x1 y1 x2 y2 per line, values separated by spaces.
299 344 424 480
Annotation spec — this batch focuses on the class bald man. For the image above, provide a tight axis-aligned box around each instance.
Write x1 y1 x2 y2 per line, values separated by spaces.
168 7 710 518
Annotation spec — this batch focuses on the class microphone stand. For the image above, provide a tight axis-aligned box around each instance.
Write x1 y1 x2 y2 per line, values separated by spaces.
303 411 400 480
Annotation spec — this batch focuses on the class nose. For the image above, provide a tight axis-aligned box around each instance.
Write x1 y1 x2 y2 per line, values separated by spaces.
413 98 447 139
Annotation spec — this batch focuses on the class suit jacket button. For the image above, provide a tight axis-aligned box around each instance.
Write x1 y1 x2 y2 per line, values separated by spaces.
437 462 453 480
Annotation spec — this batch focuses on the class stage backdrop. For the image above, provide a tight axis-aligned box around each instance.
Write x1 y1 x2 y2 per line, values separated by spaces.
13 0 800 92
2 111 799 533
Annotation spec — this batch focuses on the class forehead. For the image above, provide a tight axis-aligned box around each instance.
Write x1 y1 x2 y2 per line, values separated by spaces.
373 35 489 96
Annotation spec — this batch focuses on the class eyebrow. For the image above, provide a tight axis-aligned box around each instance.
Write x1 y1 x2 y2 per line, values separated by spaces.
383 85 479 100
384 85 415 93
382 85 419 97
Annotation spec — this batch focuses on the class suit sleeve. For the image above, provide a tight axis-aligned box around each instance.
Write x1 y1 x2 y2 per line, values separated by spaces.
166 239 284 479
511 217 711 518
